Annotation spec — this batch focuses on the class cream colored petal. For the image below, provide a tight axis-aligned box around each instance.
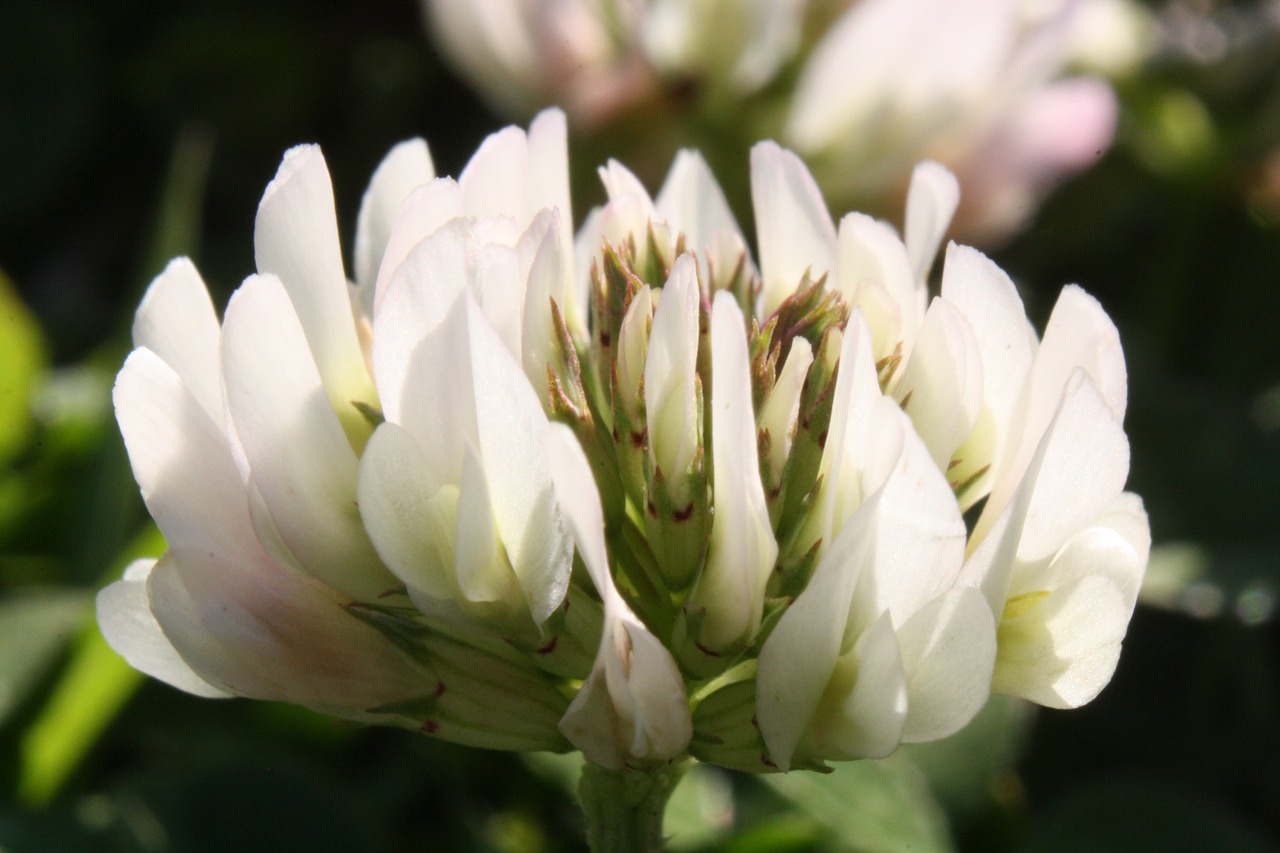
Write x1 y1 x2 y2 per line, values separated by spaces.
222 274 393 601
131 258 223 424
254 145 371 412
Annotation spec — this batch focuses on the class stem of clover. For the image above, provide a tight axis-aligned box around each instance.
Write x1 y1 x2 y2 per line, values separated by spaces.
579 759 691 853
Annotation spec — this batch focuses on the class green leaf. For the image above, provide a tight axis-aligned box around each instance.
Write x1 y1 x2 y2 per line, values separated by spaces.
764 757 953 853
0 269 46 464
0 588 90 730
16 523 165 806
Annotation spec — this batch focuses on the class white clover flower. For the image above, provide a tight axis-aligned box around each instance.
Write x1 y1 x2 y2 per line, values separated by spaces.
99 113 1146 780
98 112 586 750
424 0 1135 241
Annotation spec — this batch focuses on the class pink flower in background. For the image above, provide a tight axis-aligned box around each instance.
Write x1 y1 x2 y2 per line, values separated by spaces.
423 0 1143 241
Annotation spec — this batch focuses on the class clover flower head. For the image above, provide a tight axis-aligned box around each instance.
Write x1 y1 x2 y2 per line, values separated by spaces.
99 109 1148 775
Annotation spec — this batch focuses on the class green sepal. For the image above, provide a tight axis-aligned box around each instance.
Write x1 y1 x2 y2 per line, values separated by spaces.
642 396 710 595
775 325 842 539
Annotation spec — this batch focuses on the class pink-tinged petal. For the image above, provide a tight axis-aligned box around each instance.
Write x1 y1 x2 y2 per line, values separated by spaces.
96 558 231 698
372 177 464 314
222 274 393 601
959 76 1117 238
146 542 430 714
905 162 960 282
751 142 836 317
685 294 778 648
789 0 1015 153
354 138 435 304
113 348 426 710
254 145 372 412
897 587 995 742
131 257 223 425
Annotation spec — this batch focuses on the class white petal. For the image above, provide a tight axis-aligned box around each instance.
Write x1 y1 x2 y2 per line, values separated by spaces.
835 213 920 359
757 498 877 770
354 138 435 299
807 613 907 761
459 125 529 221
655 149 743 254
897 587 995 742
686 294 778 648
939 243 1036 498
114 351 426 711
477 241 525 362
644 255 701 478
96 558 231 698
372 177 464 314
758 336 814 479
751 142 836 317
599 159 656 210
858 400 968 626
114 349 261 570
454 440 515 607
615 284 654 404
1015 371 1130 563
892 297 983 468
548 423 692 768
222 274 393 601
990 285 1126 520
612 619 694 763
254 145 371 411
520 209 571 397
809 314 877 544
905 162 960 282
372 219 477 424
993 573 1130 709
131 258 223 424
357 421 457 601
527 109 575 281
546 422 612 597
462 297 572 625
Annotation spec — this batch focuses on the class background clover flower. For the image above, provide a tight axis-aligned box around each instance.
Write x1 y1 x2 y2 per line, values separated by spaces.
97 109 1148 849
422 0 1143 242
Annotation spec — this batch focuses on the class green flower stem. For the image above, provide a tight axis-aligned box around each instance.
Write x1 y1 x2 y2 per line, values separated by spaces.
579 759 691 853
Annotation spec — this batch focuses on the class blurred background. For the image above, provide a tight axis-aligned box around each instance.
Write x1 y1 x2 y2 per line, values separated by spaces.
2 0 1279 850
